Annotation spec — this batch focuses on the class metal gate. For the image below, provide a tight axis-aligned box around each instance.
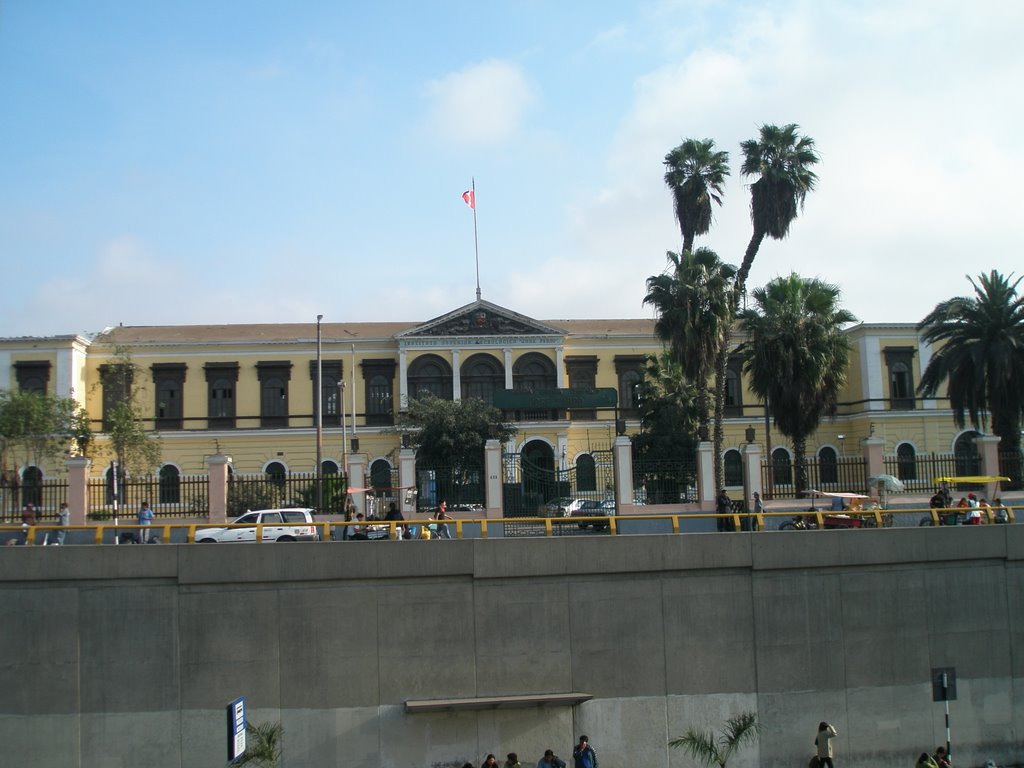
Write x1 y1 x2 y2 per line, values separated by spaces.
502 446 614 535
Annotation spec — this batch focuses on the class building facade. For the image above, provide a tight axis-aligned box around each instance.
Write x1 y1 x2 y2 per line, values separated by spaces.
0 299 984 502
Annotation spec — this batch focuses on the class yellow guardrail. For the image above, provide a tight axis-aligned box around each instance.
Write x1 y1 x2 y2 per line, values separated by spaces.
0 506 1017 544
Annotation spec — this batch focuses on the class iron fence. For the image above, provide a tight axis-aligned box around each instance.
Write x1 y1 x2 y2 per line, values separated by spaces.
762 456 866 500
883 453 978 493
416 463 485 512
1 479 68 522
227 471 346 517
87 475 209 518
632 457 698 505
998 451 1022 490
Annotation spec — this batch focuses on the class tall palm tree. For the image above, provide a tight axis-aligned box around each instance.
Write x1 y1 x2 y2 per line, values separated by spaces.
735 123 820 292
738 274 856 496
644 248 736 435
713 124 819 492
917 270 1024 482
663 138 731 255
669 711 759 768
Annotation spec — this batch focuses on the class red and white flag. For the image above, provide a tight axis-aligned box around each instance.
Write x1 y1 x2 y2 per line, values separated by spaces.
462 189 475 209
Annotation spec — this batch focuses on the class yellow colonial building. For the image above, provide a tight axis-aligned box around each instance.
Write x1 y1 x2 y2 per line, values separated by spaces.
0 299 988 511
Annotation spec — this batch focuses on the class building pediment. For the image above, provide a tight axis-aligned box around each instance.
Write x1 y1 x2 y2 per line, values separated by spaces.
396 300 564 339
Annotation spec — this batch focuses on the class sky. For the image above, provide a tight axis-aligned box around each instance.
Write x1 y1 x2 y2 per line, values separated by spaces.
2 0 1022 339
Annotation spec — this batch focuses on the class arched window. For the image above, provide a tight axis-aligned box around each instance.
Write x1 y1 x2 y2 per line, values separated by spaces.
818 446 838 484
159 465 181 504
954 431 981 476
461 354 503 406
408 354 453 401
724 450 743 487
321 460 339 475
575 454 597 492
370 459 392 493
265 461 287 488
896 443 917 481
513 353 557 419
22 466 43 507
772 449 793 486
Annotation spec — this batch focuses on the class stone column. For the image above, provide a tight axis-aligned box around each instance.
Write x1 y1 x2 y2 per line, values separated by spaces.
399 348 409 410
206 454 231 524
503 348 513 390
348 452 367 516
612 435 635 515
862 437 885 495
696 441 715 507
555 346 565 388
65 456 90 526
399 447 417 514
484 439 503 518
976 435 1003 499
741 442 762 514
451 349 461 401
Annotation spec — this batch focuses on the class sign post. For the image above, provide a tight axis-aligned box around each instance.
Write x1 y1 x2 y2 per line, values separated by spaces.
931 667 956 760
227 696 246 762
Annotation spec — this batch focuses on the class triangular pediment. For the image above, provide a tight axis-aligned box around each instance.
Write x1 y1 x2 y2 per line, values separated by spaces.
397 300 564 338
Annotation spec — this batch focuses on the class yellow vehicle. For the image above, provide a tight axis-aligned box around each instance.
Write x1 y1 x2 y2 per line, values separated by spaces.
926 476 1013 526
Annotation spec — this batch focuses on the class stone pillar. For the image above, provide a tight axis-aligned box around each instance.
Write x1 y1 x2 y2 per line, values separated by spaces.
451 349 461 401
348 453 367 516
696 441 715 507
399 447 417 514
399 348 408 409
612 436 635 515
977 435 1003 499
65 456 90 526
206 454 231 524
503 348 513 390
555 346 565 388
741 442 762 514
862 437 885 495
484 439 503 518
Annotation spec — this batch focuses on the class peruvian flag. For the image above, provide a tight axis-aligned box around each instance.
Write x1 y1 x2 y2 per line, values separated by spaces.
462 189 475 209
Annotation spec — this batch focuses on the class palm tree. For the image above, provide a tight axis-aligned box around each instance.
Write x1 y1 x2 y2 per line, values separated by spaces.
663 138 731 255
669 711 759 768
736 123 820 293
738 274 856 496
233 721 282 768
917 270 1024 483
644 248 736 437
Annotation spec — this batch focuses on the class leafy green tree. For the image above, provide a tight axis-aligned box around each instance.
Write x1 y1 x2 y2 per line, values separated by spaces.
632 352 700 503
95 346 161 491
917 270 1024 484
738 274 856 496
0 389 91 515
397 395 516 504
669 711 759 768
230 721 282 768
663 138 730 255
736 123 820 292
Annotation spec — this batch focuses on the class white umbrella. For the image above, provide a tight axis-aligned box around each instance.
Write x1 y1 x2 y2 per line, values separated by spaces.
868 474 905 493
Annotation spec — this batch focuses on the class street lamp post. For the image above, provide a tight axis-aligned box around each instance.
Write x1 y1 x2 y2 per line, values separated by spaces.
316 314 323 514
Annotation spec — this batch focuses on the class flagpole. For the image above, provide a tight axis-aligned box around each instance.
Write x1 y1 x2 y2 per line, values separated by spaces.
471 177 480 301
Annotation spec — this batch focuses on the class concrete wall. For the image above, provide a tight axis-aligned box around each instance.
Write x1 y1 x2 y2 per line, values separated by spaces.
0 527 1021 768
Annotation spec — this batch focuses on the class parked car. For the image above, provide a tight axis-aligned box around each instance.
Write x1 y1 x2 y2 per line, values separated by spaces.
194 508 320 543
572 499 616 530
540 497 586 517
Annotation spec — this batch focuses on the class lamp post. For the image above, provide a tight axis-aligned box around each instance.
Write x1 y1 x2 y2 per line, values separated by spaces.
316 314 323 514
837 433 846 458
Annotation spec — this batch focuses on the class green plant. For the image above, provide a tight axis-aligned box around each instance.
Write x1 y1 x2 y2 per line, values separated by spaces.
669 711 759 768
229 721 282 768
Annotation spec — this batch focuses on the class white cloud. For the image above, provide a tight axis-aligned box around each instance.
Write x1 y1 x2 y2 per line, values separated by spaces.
422 59 535 145
524 1 1024 325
